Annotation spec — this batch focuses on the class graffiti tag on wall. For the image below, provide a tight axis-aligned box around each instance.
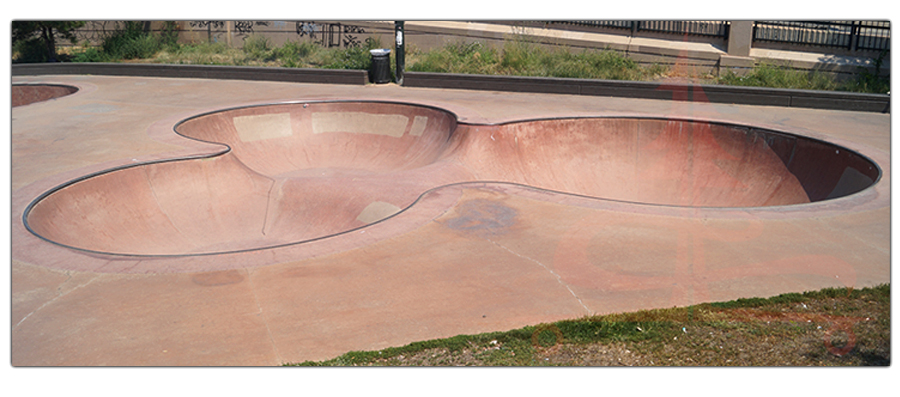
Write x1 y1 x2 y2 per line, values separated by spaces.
296 21 367 48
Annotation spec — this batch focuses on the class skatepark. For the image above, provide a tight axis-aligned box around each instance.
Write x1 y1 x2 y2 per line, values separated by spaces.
11 62 890 365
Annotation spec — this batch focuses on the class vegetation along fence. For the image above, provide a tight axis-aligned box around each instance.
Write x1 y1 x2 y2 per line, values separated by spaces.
753 21 890 51
547 20 890 52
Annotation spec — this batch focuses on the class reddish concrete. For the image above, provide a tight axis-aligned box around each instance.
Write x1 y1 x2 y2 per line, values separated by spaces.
10 75 890 366
24 102 877 256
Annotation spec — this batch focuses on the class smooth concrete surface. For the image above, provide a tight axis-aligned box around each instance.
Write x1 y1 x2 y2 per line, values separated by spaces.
11 74 890 366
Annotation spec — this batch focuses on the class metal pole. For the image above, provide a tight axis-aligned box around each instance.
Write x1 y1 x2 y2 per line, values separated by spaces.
395 21 405 85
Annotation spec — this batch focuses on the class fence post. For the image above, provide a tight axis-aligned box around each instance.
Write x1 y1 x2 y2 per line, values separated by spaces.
726 21 754 57
226 21 233 47
849 21 858 51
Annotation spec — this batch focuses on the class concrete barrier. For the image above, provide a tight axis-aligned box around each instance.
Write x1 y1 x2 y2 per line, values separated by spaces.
404 71 890 113
13 63 889 113
12 62 369 86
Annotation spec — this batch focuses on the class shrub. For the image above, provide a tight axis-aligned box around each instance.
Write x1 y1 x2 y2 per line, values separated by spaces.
72 46 112 62
13 38 52 63
242 35 274 61
322 46 371 69
159 21 180 50
275 40 320 67
322 38 384 70
101 22 162 60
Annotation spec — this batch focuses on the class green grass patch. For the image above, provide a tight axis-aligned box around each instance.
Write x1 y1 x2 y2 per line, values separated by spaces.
407 39 666 81
717 62 839 91
286 283 889 366
718 61 890 94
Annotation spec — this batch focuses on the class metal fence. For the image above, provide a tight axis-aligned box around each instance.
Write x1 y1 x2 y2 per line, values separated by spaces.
548 20 890 52
753 21 890 51
547 21 730 38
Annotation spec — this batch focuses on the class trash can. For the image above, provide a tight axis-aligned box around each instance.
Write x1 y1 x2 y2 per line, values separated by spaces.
369 49 391 84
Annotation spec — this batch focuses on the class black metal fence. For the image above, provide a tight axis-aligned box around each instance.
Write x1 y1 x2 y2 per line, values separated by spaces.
547 21 730 38
753 21 890 51
548 20 890 52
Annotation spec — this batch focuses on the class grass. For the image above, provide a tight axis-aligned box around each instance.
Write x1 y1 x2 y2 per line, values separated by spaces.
287 284 889 366
14 30 889 94
407 39 668 81
718 63 840 91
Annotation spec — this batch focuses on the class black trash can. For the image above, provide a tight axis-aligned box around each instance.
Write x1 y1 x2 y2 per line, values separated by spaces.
369 49 391 84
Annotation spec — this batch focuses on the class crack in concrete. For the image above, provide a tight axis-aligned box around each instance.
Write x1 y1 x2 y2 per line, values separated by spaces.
245 268 283 365
14 274 98 330
487 238 592 315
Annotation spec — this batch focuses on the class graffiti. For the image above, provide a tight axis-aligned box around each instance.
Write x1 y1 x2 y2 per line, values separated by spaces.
233 20 270 35
295 21 367 48
190 21 225 30
296 21 319 38
342 24 366 48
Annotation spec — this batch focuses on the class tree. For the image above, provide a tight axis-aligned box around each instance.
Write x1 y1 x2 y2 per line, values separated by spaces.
12 21 86 62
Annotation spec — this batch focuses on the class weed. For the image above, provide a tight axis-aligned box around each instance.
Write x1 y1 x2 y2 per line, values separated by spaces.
717 62 838 91
408 41 499 74
409 39 656 81
841 49 890 94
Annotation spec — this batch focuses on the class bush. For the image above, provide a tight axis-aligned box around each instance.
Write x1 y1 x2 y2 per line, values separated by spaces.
322 38 383 70
101 22 162 60
72 46 112 62
323 46 371 70
13 38 52 63
159 21 180 50
242 35 274 61
275 41 319 68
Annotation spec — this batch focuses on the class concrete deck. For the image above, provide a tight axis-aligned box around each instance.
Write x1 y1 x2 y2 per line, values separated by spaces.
10 74 890 366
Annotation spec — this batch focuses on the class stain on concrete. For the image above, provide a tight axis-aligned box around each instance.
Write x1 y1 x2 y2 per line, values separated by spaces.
443 198 518 236
191 270 245 286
